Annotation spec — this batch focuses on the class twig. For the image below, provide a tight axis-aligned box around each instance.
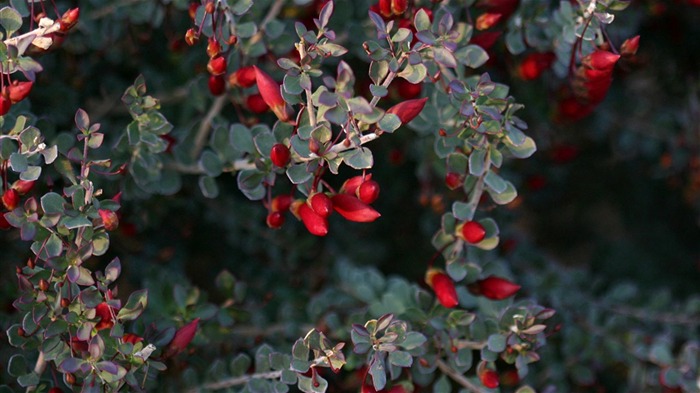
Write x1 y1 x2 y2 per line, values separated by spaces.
436 359 488 393
25 351 46 392
189 370 282 392
191 95 227 160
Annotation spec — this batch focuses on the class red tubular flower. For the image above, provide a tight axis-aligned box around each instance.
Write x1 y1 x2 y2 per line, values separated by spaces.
340 174 372 195
310 193 333 218
476 13 502 30
471 276 521 300
207 56 227 76
8 81 33 103
95 302 115 331
271 194 293 212
331 193 381 223
11 179 35 195
386 97 428 124
458 220 486 244
582 50 620 72
297 203 329 236
245 93 269 114
98 209 119 231
208 75 226 96
391 0 408 15
163 318 200 358
479 369 500 388
122 333 144 344
59 8 80 32
266 211 285 229
518 52 555 80
270 143 291 167
229 66 257 88
357 179 380 204
2 189 19 210
620 35 640 57
0 95 12 116
425 268 459 308
378 0 393 17
470 31 502 50
253 66 291 122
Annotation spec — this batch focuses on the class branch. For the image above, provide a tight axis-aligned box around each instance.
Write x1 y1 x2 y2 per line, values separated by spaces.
25 351 46 392
191 95 228 160
436 359 488 393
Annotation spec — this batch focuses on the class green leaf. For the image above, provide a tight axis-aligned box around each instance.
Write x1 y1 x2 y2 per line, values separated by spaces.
236 21 258 38
0 6 23 37
378 113 401 133
505 136 537 158
401 331 427 350
229 353 251 377
20 166 41 181
487 334 506 352
231 0 253 14
455 45 489 68
199 176 219 198
116 289 148 321
283 74 303 95
9 152 27 172
74 108 90 131
388 350 413 367
433 47 457 68
484 170 507 193
468 149 487 176
41 192 66 214
230 124 255 154
342 147 373 169
505 29 526 55
199 150 223 177
370 84 388 98
8 354 28 377
16 373 39 388
369 360 386 391
286 163 313 184
91 232 110 256
414 8 431 31
397 63 427 84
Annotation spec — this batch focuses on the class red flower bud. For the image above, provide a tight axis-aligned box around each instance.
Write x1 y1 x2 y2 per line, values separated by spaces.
253 66 291 122
518 52 555 80
208 75 226 96
271 194 293 212
339 174 372 195
185 28 198 46
122 333 144 344
479 368 500 388
476 13 502 30
297 202 329 236
8 81 33 103
207 55 227 76
2 189 19 210
582 50 620 71
386 97 428 125
270 143 291 167
331 193 381 223
245 93 269 114
206 37 221 58
476 0 519 17
356 179 380 204
1 213 12 230
59 8 80 32
11 179 35 195
49 388 64 393
391 0 408 15
266 211 285 229
426 269 459 308
458 220 486 243
445 172 463 190
310 193 333 218
470 31 501 50
0 95 12 116
95 302 115 331
188 3 199 19
229 66 257 88
472 276 521 300
378 0 393 17
98 209 119 231
393 78 422 100
163 318 200 358
620 35 640 57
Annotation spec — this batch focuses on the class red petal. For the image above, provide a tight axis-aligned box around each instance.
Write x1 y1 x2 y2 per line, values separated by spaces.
331 194 381 223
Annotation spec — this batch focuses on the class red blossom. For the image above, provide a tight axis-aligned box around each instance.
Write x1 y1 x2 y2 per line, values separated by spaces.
95 302 116 331
479 369 500 388
471 276 521 300
331 193 381 223
620 35 640 57
245 93 269 114
59 8 80 32
310 193 333 218
357 179 380 204
98 209 119 231
426 269 459 308
163 318 200 358
208 75 226 96
8 81 33 103
476 13 502 30
11 179 35 195
2 189 19 210
229 66 257 88
253 66 291 122
270 143 291 167
518 52 555 80
582 50 620 72
458 220 486 244
122 333 144 344
296 202 329 236
386 97 428 124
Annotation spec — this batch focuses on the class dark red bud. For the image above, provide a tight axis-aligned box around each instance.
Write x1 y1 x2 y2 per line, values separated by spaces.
98 209 119 231
459 220 486 243
310 193 333 218
266 211 285 229
356 179 380 204
245 93 269 114
472 276 521 300
270 143 291 167
425 269 459 308
331 194 381 223
208 75 226 96
386 97 428 125
207 56 227 76
2 189 19 210
229 66 257 88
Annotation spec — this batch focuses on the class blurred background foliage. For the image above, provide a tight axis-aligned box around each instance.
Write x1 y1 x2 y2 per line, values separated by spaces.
1 0 699 391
